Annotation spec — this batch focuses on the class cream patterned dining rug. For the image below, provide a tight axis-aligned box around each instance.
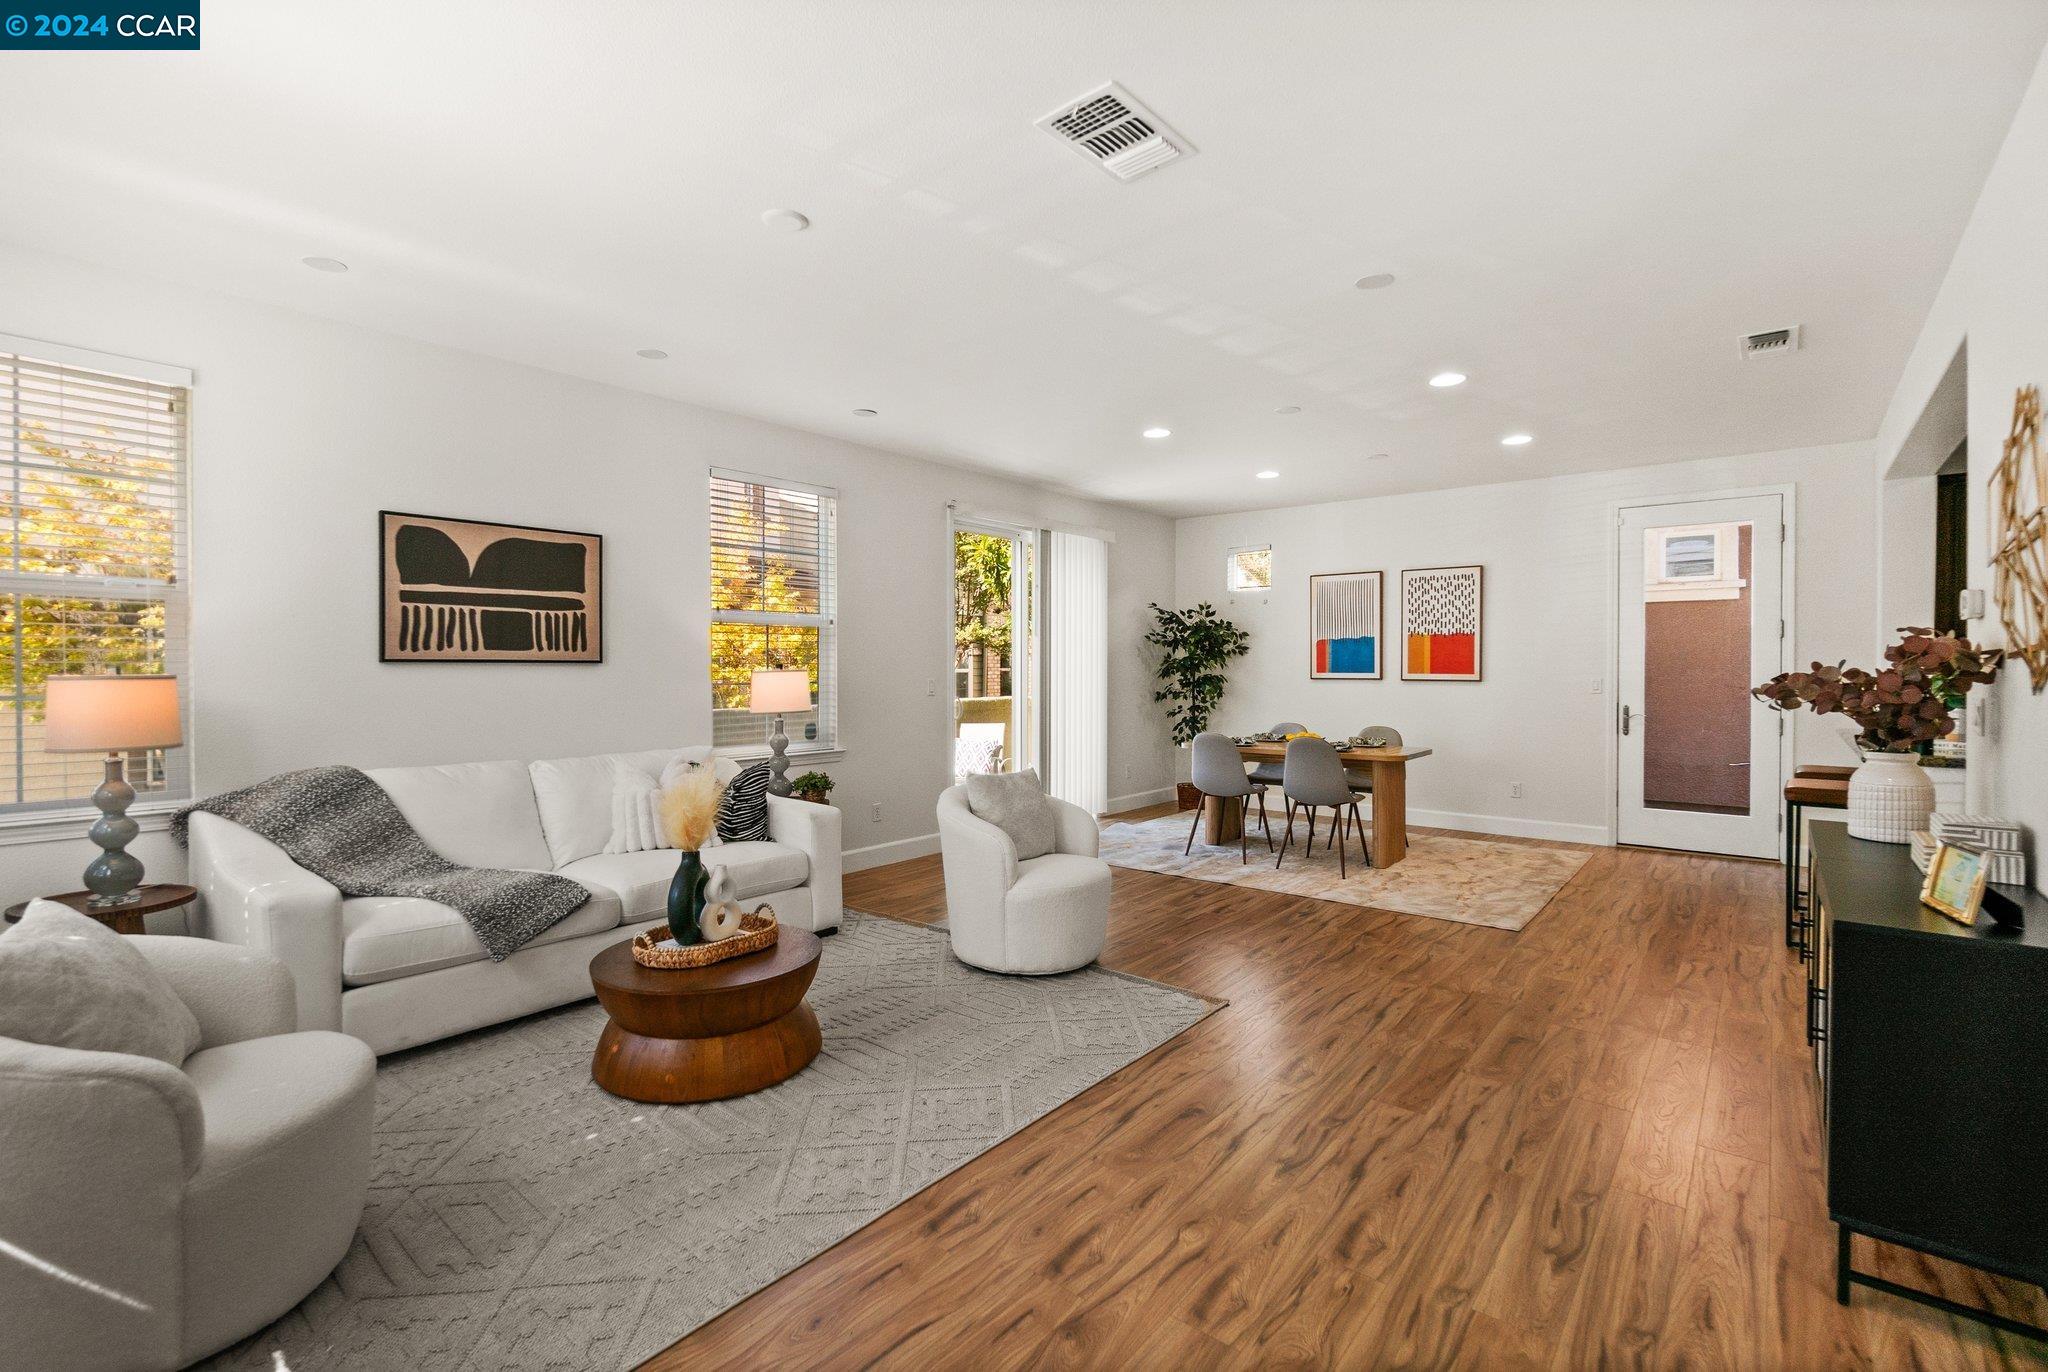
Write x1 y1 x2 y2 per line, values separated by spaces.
200 912 1216 1372
1100 811 1591 932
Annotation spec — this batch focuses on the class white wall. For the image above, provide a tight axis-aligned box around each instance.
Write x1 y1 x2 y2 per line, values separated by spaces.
1877 475 1937 635
1174 442 1875 844
0 245 1177 908
1871 41 2048 892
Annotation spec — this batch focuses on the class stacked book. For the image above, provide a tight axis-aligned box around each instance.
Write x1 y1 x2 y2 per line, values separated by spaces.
1930 813 2028 886
1909 830 1937 874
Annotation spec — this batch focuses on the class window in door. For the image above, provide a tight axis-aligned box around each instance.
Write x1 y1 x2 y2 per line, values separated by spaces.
1643 523 1754 815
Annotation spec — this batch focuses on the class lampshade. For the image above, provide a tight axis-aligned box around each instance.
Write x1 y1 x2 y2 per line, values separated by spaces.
43 675 184 753
748 669 811 715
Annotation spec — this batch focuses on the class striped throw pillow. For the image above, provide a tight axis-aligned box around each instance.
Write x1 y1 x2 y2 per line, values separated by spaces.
717 762 772 843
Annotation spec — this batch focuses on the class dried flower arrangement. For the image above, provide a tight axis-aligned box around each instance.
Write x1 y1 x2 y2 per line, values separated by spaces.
660 769 723 851
1753 627 2000 753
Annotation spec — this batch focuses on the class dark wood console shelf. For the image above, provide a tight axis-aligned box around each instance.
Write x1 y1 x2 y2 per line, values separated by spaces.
1807 819 2048 1340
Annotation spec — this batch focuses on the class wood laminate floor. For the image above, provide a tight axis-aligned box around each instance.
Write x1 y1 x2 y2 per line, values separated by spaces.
644 809 2048 1370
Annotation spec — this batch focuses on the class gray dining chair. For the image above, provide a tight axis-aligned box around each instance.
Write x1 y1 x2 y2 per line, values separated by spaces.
1186 731 1272 862
1346 724 1403 790
1276 737 1367 877
1248 721 1309 788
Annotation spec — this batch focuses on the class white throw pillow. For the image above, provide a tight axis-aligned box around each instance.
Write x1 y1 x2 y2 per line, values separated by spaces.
964 768 1058 861
0 901 202 1066
604 748 728 854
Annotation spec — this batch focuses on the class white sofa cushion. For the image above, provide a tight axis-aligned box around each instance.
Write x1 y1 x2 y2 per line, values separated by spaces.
366 759 554 870
0 901 203 1067
531 748 700 868
559 843 810 922
339 886 623 987
604 749 721 855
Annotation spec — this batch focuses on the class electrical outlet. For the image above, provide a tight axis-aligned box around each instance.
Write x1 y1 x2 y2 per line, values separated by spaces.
870 802 883 823
1510 782 1524 799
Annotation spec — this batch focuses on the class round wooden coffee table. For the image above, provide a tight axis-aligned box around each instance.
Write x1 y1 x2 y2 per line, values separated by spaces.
588 926 822 1103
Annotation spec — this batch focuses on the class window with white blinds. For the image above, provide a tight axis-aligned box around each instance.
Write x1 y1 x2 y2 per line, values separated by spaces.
1 338 190 815
709 468 837 753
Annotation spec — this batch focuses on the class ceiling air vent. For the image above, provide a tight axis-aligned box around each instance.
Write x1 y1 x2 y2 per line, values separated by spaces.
1036 82 1195 182
1742 325 1802 357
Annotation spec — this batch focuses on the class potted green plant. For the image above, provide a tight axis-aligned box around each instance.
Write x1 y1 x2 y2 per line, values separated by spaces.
790 770 835 805
1753 627 1998 843
1146 603 1251 809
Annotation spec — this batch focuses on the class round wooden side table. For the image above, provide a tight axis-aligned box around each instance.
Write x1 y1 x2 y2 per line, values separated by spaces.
588 925 822 1104
4 883 198 936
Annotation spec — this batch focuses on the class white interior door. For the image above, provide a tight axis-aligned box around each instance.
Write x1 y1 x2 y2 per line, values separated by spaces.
1616 493 1785 857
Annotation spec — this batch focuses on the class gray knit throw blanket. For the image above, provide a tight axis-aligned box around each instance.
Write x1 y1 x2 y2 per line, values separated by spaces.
172 765 590 961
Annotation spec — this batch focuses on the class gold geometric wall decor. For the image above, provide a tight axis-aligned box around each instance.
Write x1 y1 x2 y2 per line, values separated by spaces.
1990 384 2048 690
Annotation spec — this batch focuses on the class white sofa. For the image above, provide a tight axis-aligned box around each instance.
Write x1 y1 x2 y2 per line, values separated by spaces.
936 783 1109 974
0 935 374 1370
188 748 842 1055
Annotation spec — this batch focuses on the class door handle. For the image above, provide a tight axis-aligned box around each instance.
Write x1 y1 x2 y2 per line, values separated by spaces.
1621 704 1638 736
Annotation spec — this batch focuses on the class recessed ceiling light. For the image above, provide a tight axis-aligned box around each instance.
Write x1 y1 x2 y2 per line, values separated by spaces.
301 256 348 273
1428 371 1466 388
1368 452 1391 461
852 408 878 417
761 209 811 233
1142 426 1171 439
1274 405 1301 415
1255 470 1280 479
635 348 669 360
1353 273 1396 291
1501 433 1534 446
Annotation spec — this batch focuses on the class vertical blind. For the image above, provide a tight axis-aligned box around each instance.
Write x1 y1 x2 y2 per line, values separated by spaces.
1046 531 1108 815
1 340 190 814
708 468 837 752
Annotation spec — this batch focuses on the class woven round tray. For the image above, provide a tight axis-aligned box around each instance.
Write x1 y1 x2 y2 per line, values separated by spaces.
630 910 779 969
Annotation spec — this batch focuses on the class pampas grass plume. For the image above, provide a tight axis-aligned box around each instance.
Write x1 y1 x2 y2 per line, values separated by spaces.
662 770 723 850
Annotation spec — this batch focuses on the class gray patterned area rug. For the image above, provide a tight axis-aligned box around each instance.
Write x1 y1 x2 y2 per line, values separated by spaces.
202 912 1215 1372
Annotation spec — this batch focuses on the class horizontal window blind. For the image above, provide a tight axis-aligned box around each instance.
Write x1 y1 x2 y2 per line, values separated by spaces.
709 469 837 752
1 346 190 813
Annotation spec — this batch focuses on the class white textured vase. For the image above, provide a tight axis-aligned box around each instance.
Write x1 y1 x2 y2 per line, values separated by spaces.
1846 752 1935 844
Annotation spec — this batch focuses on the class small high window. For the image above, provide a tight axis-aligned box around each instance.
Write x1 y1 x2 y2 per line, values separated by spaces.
1226 545 1272 593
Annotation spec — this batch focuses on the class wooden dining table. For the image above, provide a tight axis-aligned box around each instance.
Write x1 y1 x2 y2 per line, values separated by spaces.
1206 741 1435 868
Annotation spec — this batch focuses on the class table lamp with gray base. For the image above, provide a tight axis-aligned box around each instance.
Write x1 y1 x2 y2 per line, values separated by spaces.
44 674 183 907
748 668 812 797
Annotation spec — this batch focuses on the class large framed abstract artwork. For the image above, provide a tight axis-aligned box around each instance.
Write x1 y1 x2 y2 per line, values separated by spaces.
1401 564 1482 681
1310 571 1382 679
379 511 603 663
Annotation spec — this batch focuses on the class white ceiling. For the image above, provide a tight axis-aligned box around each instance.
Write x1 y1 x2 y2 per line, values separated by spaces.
2 1 2044 517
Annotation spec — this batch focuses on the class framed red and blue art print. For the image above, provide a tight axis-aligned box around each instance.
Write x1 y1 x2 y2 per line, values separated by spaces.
1310 571 1383 679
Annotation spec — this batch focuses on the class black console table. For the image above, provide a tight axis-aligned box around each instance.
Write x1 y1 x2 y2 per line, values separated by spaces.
1808 819 2048 1338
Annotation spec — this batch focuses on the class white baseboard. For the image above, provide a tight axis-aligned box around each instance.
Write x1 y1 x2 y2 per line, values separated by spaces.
844 831 940 872
1106 785 1175 815
1407 807 1611 846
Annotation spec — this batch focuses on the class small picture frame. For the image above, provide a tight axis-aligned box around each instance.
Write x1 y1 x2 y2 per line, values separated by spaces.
1920 842 1989 925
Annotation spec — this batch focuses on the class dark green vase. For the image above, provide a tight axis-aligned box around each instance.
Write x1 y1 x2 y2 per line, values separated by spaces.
666 849 709 945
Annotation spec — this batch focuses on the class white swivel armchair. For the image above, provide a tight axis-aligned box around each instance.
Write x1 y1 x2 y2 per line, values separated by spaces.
936 783 1110 973
0 935 375 1370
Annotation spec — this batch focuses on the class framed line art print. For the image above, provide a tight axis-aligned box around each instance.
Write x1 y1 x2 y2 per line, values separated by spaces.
379 511 603 662
1401 564 1483 681
1310 571 1383 678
